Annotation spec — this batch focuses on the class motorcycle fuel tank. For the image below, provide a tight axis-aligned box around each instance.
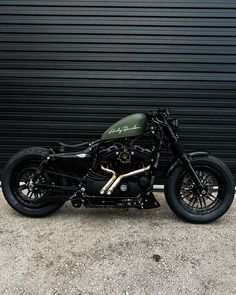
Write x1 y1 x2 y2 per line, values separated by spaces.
101 113 147 141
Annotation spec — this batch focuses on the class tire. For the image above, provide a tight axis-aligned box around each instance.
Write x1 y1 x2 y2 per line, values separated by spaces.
1 147 65 217
164 155 235 223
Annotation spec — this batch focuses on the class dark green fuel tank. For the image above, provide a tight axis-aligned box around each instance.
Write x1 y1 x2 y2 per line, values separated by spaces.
101 113 147 141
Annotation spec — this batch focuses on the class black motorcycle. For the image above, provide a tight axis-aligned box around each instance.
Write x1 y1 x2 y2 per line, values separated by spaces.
1 108 234 223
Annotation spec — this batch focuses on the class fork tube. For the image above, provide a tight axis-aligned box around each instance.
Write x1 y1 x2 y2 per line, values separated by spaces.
163 119 203 189
171 141 203 189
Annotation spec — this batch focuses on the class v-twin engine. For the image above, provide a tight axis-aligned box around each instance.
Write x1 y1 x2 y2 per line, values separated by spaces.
86 143 152 197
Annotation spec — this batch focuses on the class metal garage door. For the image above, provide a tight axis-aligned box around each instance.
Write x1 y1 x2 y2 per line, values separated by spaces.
0 0 236 180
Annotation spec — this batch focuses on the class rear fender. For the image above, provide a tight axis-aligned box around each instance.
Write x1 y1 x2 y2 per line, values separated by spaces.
166 151 208 177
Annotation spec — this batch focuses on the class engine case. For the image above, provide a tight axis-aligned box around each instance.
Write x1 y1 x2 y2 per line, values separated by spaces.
86 175 150 198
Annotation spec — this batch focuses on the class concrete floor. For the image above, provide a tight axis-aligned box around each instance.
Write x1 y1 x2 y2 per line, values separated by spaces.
0 190 235 295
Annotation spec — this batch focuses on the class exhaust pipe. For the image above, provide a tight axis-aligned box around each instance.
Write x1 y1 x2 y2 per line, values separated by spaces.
106 165 151 195
99 166 117 194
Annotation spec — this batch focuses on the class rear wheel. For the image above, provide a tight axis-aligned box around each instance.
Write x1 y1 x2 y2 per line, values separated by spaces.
2 147 65 217
165 155 235 223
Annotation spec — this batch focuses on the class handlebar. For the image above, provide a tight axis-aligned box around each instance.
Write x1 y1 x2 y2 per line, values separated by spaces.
147 108 171 120
158 107 171 118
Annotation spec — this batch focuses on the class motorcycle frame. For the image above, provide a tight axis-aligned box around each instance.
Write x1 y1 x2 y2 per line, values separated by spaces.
34 110 207 200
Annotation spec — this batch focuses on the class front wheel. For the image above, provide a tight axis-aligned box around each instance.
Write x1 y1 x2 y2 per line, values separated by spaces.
165 155 235 223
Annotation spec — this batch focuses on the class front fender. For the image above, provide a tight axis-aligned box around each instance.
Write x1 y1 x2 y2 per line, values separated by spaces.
166 151 208 177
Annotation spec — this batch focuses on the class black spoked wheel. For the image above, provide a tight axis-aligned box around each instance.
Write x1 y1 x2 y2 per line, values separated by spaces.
2 147 65 217
12 162 51 208
165 155 235 223
179 167 223 214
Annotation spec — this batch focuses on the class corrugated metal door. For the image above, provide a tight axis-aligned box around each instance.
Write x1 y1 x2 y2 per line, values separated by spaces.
0 1 236 179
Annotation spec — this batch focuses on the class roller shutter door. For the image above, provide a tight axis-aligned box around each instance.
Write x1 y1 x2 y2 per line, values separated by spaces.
0 0 236 180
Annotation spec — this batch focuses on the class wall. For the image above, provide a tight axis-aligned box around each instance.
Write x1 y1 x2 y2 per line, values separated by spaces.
0 0 236 179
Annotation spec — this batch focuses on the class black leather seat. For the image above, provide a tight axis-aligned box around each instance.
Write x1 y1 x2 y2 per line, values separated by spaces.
57 141 90 152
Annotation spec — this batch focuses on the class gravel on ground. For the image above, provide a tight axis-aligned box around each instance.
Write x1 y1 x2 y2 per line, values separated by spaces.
0 190 235 295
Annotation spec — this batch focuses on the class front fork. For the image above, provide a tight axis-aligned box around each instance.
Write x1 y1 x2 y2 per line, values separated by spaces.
162 118 205 191
171 141 204 191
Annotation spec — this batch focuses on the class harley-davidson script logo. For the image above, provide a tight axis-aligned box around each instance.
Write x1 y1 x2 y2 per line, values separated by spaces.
108 125 141 134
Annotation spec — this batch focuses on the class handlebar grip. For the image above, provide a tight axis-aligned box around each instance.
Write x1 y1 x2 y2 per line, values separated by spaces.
158 107 171 118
